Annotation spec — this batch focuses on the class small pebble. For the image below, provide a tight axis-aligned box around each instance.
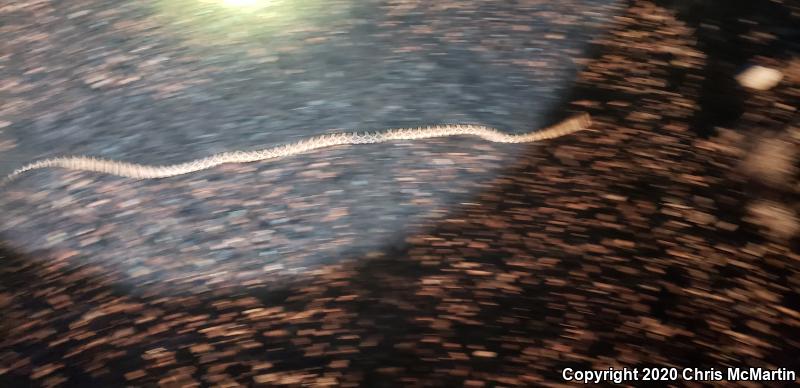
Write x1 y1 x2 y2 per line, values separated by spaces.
736 65 783 90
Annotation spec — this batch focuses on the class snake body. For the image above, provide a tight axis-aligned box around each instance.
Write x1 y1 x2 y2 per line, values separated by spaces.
2 113 590 185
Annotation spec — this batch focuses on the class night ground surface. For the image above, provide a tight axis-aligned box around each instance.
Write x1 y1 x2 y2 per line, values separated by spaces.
1 0 799 386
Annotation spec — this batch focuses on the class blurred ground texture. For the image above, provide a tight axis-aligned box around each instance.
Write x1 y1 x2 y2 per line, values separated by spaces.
1 0 799 386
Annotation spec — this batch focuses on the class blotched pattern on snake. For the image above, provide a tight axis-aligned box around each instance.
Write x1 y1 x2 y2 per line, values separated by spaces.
2 113 591 185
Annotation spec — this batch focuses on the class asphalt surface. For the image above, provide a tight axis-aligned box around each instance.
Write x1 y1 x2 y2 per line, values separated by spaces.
1 0 799 386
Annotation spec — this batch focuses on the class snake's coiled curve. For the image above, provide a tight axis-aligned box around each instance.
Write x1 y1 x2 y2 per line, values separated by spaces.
3 113 591 185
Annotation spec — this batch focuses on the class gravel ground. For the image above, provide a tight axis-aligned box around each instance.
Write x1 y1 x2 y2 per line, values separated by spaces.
0 0 616 283
0 0 607 170
1 0 799 386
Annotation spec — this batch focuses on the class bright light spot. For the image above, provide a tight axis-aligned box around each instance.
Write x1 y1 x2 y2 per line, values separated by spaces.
221 0 263 7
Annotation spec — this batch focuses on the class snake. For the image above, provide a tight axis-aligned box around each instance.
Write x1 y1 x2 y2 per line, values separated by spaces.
2 113 591 186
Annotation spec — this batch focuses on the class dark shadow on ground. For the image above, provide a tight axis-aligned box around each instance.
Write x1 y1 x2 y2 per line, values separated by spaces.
654 0 798 137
